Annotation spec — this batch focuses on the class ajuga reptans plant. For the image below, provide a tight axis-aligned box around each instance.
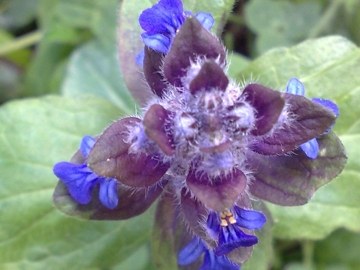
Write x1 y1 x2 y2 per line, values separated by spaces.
53 0 347 269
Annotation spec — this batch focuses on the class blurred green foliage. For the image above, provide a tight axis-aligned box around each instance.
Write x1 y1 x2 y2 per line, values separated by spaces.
0 0 359 269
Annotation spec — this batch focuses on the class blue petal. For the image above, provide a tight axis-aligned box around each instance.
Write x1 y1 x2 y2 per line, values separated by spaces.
206 211 221 240
312 98 339 133
215 225 258 256
195 12 214 31
312 98 339 117
80 136 96 158
200 249 241 270
286 78 305 96
136 50 145 66
178 236 206 265
139 0 184 35
184 10 193 17
53 162 100 204
99 178 119 209
141 33 171 54
300 138 319 159
233 206 267 230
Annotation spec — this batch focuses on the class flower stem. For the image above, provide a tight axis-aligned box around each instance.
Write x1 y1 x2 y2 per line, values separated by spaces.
302 240 315 269
307 0 345 39
0 30 43 56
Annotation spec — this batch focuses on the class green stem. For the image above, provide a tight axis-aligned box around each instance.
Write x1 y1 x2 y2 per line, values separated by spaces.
307 0 345 39
0 30 43 56
302 240 315 269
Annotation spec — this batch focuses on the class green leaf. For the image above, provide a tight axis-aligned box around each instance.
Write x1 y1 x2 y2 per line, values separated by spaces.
0 60 21 102
151 189 178 270
0 95 153 269
0 29 31 67
25 0 122 96
227 53 250 78
23 40 72 96
38 0 59 28
61 40 134 113
45 19 91 45
55 0 120 44
244 0 321 55
237 36 360 240
0 0 39 30
112 244 153 270
117 0 236 105
314 229 360 270
345 0 360 44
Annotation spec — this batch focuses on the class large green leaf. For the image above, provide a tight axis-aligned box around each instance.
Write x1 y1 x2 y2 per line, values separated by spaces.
236 36 360 240
244 0 321 55
117 0 236 105
0 0 39 30
112 244 154 270
0 95 153 269
23 38 72 96
61 40 134 113
55 0 120 44
314 229 360 269
24 0 122 97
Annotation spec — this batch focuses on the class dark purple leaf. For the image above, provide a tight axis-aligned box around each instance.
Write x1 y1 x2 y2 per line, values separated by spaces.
189 60 229 94
163 17 226 87
241 84 285 136
152 185 202 270
248 131 347 206
87 117 170 187
186 168 247 212
143 46 168 98
53 180 164 220
180 189 215 247
152 186 178 269
143 104 175 156
251 93 337 155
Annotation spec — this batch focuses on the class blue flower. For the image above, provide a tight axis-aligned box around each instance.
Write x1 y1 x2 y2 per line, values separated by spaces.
286 78 339 159
139 0 214 54
206 206 266 256
53 136 119 209
178 236 241 270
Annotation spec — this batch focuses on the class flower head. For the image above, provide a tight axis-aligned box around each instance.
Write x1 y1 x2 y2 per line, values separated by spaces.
53 0 347 268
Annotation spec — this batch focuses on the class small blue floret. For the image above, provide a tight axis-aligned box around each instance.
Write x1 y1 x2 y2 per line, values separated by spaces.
205 206 266 256
286 78 339 159
233 206 267 230
139 0 214 55
300 138 319 159
178 236 241 270
215 224 258 256
53 136 119 209
178 236 206 265
201 248 241 270
286 78 305 96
